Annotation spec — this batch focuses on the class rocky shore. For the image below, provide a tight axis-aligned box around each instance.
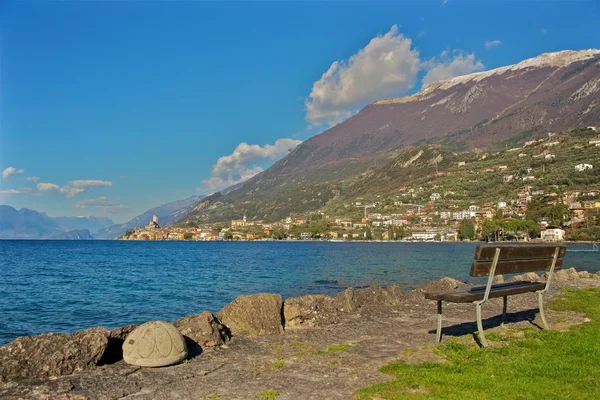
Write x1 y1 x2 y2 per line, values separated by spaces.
1 268 599 400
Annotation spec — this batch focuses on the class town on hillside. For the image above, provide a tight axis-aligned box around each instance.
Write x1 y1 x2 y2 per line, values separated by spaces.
120 128 600 243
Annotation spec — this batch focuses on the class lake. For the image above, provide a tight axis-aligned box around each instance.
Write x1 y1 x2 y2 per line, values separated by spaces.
0 240 598 345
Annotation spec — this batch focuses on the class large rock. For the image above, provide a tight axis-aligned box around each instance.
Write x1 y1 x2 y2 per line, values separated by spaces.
508 272 542 282
333 285 406 312
284 294 335 329
174 311 229 351
578 271 592 279
122 321 188 368
217 293 283 336
0 327 110 382
552 267 580 282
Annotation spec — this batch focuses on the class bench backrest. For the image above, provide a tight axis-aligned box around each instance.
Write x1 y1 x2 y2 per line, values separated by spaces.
470 244 567 277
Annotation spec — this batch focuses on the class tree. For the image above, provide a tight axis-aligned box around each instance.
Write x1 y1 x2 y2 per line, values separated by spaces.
458 219 476 240
183 232 193 240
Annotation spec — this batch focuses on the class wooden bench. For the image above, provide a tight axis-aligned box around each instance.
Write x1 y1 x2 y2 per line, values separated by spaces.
425 244 567 347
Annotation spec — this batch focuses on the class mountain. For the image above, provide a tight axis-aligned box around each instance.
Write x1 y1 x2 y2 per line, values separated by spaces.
178 49 600 224
0 206 114 239
54 216 114 233
0 206 63 239
94 195 206 239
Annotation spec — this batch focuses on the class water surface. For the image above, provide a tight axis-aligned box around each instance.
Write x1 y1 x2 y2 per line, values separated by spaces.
1 240 598 344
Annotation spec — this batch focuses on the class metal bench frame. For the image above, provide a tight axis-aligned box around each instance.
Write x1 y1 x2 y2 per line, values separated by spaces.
434 245 563 348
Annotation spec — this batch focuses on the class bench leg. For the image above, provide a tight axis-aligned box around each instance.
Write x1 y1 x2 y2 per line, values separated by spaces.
436 300 443 344
501 296 507 326
475 302 488 348
538 291 550 329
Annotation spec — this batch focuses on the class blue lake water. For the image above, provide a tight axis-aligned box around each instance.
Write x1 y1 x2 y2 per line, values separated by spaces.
0 240 598 345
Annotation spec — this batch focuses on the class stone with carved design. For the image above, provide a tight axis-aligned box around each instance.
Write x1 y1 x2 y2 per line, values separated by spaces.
122 321 187 367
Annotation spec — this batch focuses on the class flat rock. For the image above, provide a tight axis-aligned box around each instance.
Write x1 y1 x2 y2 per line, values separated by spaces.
284 294 336 328
0 327 110 382
408 277 465 300
333 285 406 312
122 321 188 367
217 293 283 336
174 311 229 353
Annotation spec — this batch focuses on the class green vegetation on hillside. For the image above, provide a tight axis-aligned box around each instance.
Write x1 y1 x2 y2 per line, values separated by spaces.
177 127 600 226
356 288 600 400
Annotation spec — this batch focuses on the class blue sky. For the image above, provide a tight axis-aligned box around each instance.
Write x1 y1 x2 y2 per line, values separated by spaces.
1 0 599 223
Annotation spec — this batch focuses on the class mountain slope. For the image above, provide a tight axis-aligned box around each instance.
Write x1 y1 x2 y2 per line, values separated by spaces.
95 195 206 239
180 49 600 224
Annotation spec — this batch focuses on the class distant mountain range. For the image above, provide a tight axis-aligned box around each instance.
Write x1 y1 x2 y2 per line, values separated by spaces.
0 194 206 239
177 49 600 224
94 195 205 239
0 205 113 239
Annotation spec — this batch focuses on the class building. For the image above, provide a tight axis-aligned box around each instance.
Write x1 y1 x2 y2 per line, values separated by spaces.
231 215 248 227
411 230 438 241
503 175 514 183
300 232 312 240
575 163 593 171
452 210 476 220
430 192 441 201
146 214 160 230
540 228 565 242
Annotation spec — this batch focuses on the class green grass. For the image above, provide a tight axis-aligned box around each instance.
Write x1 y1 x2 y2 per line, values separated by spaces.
356 288 600 399
256 389 279 399
314 343 354 355
269 358 285 370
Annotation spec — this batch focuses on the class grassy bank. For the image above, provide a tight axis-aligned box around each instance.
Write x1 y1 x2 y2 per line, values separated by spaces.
356 288 600 399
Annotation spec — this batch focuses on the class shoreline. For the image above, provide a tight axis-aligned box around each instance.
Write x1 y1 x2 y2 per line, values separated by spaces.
2 269 600 399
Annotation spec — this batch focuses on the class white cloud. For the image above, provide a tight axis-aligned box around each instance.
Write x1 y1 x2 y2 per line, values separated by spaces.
484 40 502 49
37 182 61 191
442 0 448 6
305 25 420 126
36 182 86 197
0 188 39 197
25 176 40 182
60 187 86 198
74 196 128 213
69 180 112 188
2 167 24 180
202 138 302 191
421 51 485 88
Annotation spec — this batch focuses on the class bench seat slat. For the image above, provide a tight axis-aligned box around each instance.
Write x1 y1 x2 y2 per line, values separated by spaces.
424 281 546 303
470 258 563 277
474 245 567 261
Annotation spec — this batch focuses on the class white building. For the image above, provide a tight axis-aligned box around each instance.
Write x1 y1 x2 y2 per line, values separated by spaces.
439 211 452 220
430 192 441 201
575 163 593 171
540 228 565 242
497 201 508 209
411 231 438 241
452 210 476 220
